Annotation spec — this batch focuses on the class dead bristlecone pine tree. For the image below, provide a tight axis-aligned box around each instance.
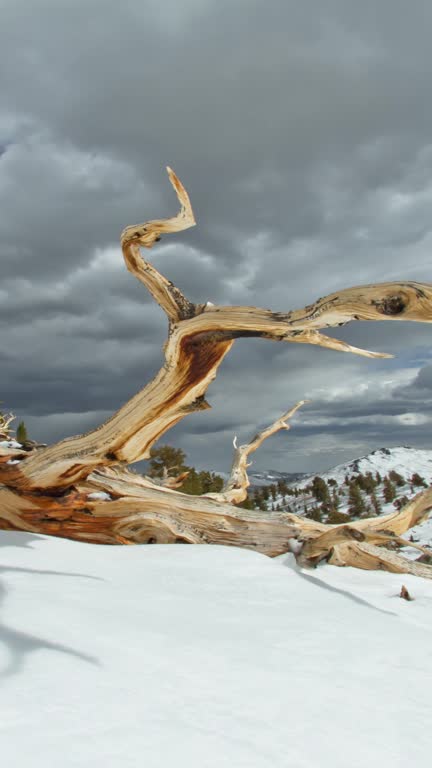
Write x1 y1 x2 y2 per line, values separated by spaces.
1 167 432 579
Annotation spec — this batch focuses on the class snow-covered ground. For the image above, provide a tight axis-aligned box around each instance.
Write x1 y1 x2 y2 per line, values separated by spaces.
1 532 432 767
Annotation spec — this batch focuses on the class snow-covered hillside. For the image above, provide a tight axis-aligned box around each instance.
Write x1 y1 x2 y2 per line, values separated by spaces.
1 532 432 767
293 446 432 489
251 447 432 558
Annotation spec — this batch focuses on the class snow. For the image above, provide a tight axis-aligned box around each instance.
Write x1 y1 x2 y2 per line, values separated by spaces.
0 439 22 449
87 491 112 501
1 532 432 766
403 515 432 559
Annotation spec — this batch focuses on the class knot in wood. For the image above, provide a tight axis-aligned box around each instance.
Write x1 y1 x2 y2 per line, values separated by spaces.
372 295 406 316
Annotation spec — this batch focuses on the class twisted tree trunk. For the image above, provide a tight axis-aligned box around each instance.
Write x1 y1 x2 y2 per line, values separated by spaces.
1 168 432 578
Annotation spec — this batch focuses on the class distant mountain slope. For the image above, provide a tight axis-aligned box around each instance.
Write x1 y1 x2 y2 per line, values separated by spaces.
248 470 307 488
291 446 432 489
251 447 432 557
215 470 308 487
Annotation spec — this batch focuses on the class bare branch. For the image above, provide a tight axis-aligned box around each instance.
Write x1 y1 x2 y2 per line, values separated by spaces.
327 541 432 579
283 330 393 359
365 531 432 558
121 167 196 321
178 281 432 343
0 411 16 438
207 400 308 504
149 466 191 489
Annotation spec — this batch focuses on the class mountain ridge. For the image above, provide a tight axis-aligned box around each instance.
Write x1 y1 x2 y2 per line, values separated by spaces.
291 446 432 489
247 446 432 489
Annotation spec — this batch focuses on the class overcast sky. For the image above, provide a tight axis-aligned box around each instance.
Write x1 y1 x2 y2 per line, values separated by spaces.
1 0 432 474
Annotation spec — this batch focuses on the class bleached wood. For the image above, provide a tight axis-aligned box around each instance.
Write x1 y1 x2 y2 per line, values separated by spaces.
0 411 16 437
1 464 431 575
207 401 308 504
121 167 196 322
327 541 432 579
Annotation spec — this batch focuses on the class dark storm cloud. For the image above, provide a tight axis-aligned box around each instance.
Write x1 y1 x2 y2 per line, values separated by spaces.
1 0 432 472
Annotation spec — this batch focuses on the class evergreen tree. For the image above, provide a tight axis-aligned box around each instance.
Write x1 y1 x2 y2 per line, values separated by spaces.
148 445 188 478
331 488 340 511
239 496 254 510
383 477 396 503
148 445 223 496
393 495 409 511
252 489 268 510
327 509 351 524
253 489 262 508
180 468 202 495
375 471 382 485
370 490 381 516
277 479 288 496
362 472 377 494
347 482 366 517
410 472 427 489
306 507 322 522
356 473 367 491
389 470 404 487
16 421 28 443
311 476 330 504
198 470 223 494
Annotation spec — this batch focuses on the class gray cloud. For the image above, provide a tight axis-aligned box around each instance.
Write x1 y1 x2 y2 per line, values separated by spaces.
1 0 432 473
